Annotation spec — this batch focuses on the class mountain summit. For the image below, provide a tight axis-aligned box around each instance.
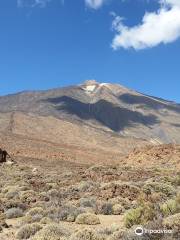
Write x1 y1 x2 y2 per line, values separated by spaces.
0 81 180 164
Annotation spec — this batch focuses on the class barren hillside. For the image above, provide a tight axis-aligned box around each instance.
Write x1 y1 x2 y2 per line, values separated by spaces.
0 80 180 163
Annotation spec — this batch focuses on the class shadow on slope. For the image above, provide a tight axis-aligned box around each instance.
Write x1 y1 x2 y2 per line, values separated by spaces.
119 93 180 113
43 96 159 132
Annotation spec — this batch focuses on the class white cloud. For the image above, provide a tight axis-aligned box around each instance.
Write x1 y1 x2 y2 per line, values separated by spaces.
17 0 52 8
85 0 108 9
161 0 180 7
112 0 180 50
18 0 106 9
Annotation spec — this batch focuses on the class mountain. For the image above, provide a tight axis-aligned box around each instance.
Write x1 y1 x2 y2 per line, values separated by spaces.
0 80 180 164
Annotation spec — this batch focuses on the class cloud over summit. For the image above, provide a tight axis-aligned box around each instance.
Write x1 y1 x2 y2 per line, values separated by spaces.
112 0 180 50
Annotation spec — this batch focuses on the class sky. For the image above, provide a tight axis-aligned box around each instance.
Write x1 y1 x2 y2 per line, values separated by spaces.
0 0 180 102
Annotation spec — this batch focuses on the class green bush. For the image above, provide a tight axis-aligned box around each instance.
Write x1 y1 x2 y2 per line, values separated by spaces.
125 207 143 228
124 203 157 228
160 199 179 216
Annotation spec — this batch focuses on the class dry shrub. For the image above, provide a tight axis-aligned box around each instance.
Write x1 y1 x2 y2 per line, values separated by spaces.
70 228 105 240
97 202 113 215
46 205 86 222
75 213 100 225
16 223 42 239
4 199 27 211
26 207 45 217
40 217 53 225
5 190 19 200
20 190 37 203
108 230 125 240
163 213 180 239
79 197 96 209
112 204 124 215
32 224 71 240
5 207 23 219
97 224 120 237
143 182 175 197
163 213 180 229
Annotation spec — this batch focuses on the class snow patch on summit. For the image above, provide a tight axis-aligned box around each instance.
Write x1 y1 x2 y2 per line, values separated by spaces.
85 85 96 93
81 81 111 94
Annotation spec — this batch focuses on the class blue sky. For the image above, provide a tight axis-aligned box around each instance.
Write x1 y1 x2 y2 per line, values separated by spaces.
0 0 180 103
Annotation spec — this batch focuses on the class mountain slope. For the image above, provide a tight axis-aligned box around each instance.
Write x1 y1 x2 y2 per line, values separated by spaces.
0 80 180 163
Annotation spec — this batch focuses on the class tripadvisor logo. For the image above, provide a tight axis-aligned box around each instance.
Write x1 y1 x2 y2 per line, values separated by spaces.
135 227 144 236
135 226 173 236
